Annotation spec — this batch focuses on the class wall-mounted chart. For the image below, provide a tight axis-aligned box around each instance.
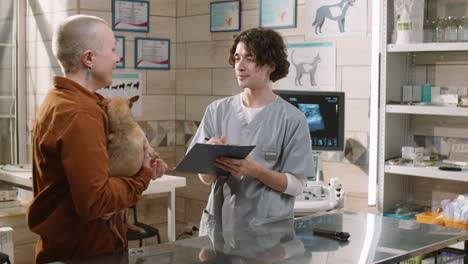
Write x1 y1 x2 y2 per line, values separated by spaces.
259 0 297 29
97 72 142 116
275 42 336 91
305 0 367 39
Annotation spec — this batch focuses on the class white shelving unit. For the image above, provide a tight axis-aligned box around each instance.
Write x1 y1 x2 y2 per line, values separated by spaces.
385 165 468 182
386 105 468 116
377 0 468 212
388 42 468 52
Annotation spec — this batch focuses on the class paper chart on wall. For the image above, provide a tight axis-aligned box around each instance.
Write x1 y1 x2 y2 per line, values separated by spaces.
275 42 336 91
113 0 149 32
115 36 125 69
97 72 142 117
135 38 170 70
305 0 367 39
260 0 296 28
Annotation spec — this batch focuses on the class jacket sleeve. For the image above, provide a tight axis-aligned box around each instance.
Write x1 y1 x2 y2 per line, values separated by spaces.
60 112 152 220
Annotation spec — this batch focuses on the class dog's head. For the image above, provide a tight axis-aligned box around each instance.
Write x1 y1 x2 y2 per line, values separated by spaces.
98 96 140 127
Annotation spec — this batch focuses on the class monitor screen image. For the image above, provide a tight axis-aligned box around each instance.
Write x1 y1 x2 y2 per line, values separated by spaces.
274 90 345 151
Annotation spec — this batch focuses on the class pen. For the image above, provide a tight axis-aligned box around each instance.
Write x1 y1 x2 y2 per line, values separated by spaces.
205 137 210 141
439 166 462 171
313 228 350 241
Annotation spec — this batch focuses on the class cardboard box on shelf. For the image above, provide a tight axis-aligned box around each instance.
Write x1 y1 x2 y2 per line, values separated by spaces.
402 85 413 102
0 190 17 202
0 227 13 263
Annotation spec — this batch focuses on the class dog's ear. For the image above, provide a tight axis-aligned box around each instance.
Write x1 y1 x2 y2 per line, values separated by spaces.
97 98 111 112
128 95 139 109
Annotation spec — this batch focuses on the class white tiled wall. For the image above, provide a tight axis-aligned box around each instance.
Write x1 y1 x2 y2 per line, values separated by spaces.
345 99 370 132
177 16 211 42
139 95 176 121
27 0 75 15
184 41 232 69
147 70 176 95
25 0 78 143
337 36 372 66
342 66 371 99
176 69 212 95
185 95 224 121
186 0 210 16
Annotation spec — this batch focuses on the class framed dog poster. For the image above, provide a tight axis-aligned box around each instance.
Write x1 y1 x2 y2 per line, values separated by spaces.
115 36 125 69
259 0 297 29
112 0 149 32
210 0 241 32
305 0 367 39
135 38 170 70
98 72 142 116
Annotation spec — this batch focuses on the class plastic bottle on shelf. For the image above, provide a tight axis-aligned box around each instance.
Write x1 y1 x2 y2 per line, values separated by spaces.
457 17 465 41
424 19 433 42
463 17 468 41
434 17 446 42
444 16 457 42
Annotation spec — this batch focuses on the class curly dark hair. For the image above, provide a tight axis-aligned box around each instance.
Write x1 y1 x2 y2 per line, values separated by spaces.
228 27 289 82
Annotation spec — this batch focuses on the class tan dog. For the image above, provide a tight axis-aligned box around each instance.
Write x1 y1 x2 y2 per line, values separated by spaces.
98 95 159 246
99 96 159 177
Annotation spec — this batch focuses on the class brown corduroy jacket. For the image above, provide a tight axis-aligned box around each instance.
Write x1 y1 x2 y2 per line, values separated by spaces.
28 76 152 263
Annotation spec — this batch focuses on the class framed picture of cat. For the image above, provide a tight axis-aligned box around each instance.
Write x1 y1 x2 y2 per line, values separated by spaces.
259 0 297 29
210 0 241 32
274 42 336 91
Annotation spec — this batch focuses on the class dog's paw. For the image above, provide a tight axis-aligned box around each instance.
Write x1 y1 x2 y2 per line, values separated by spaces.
127 223 147 234
150 151 160 159
100 212 115 221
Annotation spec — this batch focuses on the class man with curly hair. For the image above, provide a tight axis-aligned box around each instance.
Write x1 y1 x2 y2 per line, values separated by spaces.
188 27 314 235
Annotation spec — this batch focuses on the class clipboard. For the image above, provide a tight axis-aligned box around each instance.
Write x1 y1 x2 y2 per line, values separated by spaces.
174 143 255 175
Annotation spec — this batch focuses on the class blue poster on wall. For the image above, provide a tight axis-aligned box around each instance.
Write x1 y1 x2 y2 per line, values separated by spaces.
210 0 241 32
259 0 296 29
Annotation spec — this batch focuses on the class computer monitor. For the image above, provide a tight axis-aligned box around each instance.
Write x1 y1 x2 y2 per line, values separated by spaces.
274 90 345 151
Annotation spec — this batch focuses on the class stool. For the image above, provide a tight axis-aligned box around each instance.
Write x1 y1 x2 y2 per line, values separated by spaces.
127 205 161 247
0 252 10 264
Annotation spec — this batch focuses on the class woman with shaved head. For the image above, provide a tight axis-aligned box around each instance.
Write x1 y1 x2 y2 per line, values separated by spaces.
28 15 168 263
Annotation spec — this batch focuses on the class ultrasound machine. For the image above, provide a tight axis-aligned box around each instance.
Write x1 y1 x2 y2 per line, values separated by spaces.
274 90 345 214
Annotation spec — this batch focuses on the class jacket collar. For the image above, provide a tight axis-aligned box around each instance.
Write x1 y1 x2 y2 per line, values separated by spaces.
53 76 104 102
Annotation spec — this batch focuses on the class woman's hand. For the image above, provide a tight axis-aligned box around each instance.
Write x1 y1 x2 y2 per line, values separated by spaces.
143 139 168 180
150 158 168 180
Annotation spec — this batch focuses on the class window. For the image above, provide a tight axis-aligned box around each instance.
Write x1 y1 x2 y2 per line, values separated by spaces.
0 0 24 164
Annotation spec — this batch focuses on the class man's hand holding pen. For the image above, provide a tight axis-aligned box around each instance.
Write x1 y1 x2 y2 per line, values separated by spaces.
198 136 227 184
205 136 227 145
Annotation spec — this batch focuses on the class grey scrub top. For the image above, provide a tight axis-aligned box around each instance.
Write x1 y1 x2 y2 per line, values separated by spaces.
189 93 314 235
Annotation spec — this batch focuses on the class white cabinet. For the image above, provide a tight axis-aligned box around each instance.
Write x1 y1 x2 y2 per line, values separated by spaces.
377 0 468 212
